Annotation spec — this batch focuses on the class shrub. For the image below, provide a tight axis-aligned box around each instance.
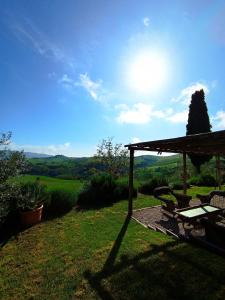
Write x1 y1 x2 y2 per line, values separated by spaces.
139 177 168 195
0 183 18 225
45 190 77 216
77 173 137 208
0 132 26 225
114 181 137 201
188 174 216 187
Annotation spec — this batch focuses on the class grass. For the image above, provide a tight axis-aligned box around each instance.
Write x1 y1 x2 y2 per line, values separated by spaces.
1 186 225 299
15 175 83 193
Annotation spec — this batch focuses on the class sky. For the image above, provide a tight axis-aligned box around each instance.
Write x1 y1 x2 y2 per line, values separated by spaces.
1 0 225 157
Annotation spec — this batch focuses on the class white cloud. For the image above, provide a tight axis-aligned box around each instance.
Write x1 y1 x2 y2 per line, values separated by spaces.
166 110 188 124
58 73 109 104
172 82 210 105
115 102 189 125
129 137 176 156
116 103 168 124
212 110 225 129
78 73 102 101
9 142 96 157
10 142 72 156
143 17 150 27
59 74 74 86
116 103 154 124
132 137 142 144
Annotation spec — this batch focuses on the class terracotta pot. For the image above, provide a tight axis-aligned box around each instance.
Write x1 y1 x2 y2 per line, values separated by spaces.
20 204 43 226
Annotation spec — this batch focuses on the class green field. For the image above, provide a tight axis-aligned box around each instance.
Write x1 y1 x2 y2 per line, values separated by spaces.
15 175 83 194
1 185 225 299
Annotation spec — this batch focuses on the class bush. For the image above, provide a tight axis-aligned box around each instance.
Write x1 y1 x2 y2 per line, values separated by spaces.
0 183 18 225
0 182 23 225
114 181 137 201
77 173 137 208
45 190 77 216
139 177 168 195
188 174 216 187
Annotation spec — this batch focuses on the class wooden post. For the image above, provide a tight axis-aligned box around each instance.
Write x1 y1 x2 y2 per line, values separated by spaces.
216 155 221 190
183 152 187 195
128 148 134 216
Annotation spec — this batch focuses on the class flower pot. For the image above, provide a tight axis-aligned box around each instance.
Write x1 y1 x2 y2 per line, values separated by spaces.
20 204 43 226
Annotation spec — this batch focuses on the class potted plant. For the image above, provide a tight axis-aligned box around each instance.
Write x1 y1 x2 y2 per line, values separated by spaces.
17 180 48 226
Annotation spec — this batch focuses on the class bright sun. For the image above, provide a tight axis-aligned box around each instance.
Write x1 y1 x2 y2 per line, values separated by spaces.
127 51 168 94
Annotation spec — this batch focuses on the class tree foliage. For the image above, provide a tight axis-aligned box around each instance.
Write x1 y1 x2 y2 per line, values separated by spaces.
95 137 128 178
0 132 26 224
186 89 212 173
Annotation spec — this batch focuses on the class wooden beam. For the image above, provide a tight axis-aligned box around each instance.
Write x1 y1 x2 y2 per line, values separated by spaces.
216 155 222 190
128 149 134 216
129 145 225 156
183 152 187 194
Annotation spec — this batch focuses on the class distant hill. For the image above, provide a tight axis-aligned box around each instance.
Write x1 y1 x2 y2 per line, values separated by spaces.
24 152 224 183
134 155 160 168
26 154 168 179
24 152 53 158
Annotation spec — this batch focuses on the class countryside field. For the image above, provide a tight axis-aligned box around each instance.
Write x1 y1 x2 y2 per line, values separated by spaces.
1 176 225 300
14 175 84 193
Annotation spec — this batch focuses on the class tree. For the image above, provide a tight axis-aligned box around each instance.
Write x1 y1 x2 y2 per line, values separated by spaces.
0 132 26 224
95 137 128 178
186 89 212 173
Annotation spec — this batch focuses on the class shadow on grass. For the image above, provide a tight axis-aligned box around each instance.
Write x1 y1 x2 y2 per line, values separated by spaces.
75 202 114 212
84 215 225 300
0 207 73 249
0 212 22 248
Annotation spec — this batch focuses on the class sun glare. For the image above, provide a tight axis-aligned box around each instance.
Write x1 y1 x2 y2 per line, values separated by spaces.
127 51 168 94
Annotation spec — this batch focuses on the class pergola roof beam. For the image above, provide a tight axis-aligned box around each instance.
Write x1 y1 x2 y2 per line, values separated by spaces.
125 130 225 156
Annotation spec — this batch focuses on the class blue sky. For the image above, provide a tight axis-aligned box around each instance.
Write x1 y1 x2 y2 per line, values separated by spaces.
1 0 225 156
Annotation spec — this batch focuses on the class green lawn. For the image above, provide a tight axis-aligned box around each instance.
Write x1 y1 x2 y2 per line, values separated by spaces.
1 186 225 299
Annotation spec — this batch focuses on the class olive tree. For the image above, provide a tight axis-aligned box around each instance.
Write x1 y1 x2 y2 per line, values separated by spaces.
0 132 26 224
95 137 128 178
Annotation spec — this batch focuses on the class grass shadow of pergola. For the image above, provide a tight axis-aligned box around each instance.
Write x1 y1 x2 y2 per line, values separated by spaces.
83 214 225 300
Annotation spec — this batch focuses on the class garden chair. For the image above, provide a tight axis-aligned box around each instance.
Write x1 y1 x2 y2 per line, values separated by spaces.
153 186 192 214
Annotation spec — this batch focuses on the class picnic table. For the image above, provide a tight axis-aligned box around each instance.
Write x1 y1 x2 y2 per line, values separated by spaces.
176 204 223 230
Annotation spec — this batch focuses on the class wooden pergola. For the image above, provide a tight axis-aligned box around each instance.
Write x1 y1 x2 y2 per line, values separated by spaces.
125 130 225 215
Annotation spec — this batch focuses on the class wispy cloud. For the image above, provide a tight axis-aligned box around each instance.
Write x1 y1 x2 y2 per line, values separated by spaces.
212 110 225 129
10 18 74 69
59 74 74 86
166 110 189 124
78 73 103 101
143 17 150 27
59 73 110 104
132 137 142 144
116 103 169 124
172 82 210 105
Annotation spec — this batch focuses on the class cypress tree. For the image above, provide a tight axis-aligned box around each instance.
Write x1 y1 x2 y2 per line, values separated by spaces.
186 89 212 173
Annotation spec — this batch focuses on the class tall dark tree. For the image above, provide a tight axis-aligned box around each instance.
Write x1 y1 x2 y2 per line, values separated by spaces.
186 89 212 173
